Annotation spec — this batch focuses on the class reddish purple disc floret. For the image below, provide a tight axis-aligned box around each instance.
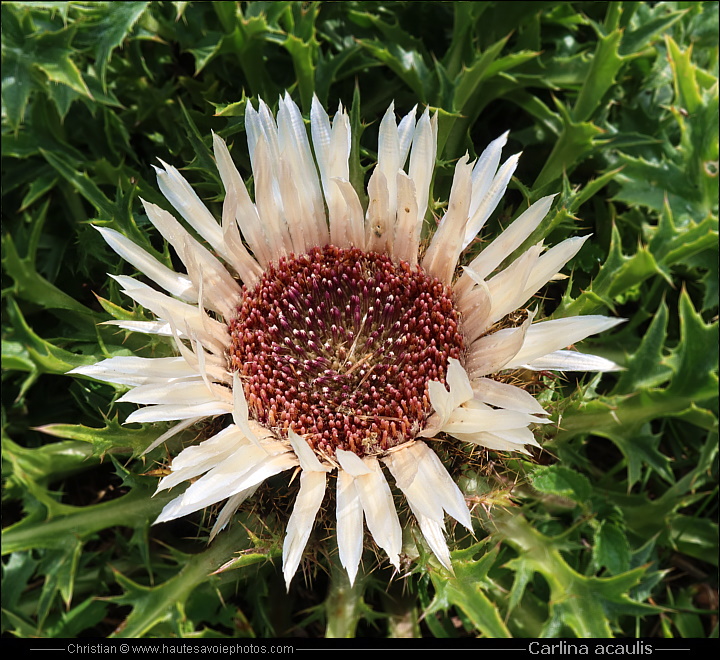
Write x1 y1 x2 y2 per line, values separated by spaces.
228 245 464 457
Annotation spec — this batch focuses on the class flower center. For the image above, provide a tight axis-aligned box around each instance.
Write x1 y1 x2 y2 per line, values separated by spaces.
228 245 464 457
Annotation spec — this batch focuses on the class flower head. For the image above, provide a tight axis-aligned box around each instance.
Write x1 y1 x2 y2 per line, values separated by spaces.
70 93 622 588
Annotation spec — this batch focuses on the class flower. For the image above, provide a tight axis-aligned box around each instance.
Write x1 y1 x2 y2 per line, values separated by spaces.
69 93 622 588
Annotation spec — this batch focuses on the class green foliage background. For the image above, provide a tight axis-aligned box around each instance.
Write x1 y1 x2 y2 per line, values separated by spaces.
2 0 718 639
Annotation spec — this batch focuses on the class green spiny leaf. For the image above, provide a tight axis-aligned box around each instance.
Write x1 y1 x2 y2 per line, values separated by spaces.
110 519 256 638
89 1 150 87
533 97 604 189
1 4 35 130
665 289 719 400
619 6 685 56
39 148 116 219
614 299 672 394
35 418 164 458
496 512 650 637
4 298 97 373
666 34 704 115
593 520 631 575
32 26 92 99
573 28 624 123
428 544 512 638
530 464 592 503
2 479 174 555
3 233 98 318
